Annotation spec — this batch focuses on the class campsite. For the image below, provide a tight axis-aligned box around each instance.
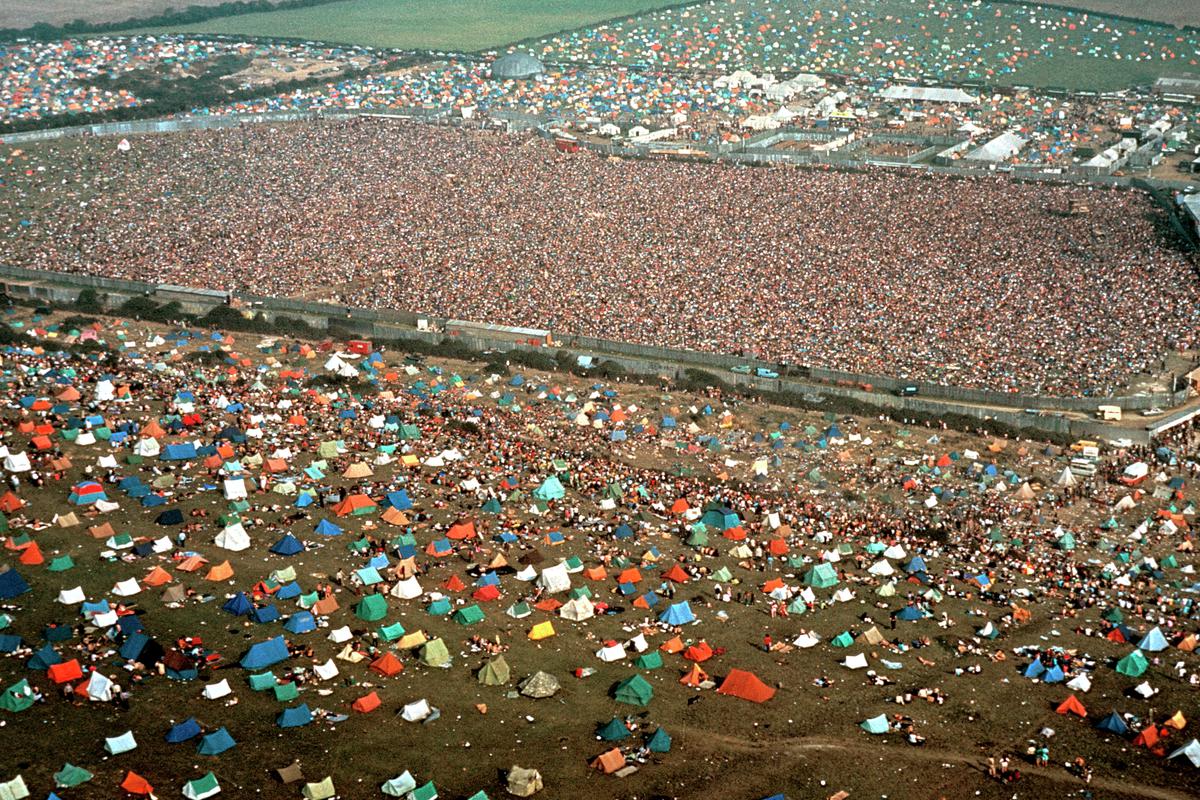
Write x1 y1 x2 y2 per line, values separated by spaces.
0 303 1197 800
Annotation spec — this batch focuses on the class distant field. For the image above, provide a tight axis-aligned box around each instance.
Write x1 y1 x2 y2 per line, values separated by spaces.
1040 1 1200 28
128 0 685 51
1 0 242 29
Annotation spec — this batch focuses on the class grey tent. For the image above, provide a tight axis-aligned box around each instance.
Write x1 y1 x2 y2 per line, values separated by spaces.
518 671 560 699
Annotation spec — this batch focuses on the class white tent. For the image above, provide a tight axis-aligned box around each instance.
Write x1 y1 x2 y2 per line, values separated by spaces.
401 698 431 722
133 438 160 457
152 536 174 554
793 632 821 648
1056 467 1077 487
514 565 537 582
328 626 352 644
112 578 142 597
883 544 907 560
832 587 855 603
380 771 417 797
595 642 627 662
104 730 137 754
57 586 86 604
1114 495 1137 512
391 577 423 600
841 653 869 670
868 560 895 577
223 478 247 500
324 354 358 377
92 610 118 628
215 523 251 552
95 380 115 402
1168 739 1200 768
3 452 31 472
1133 681 1157 699
85 671 114 701
1065 673 1092 693
314 659 339 681
202 679 232 700
560 596 595 622
75 432 96 447
627 633 649 653
537 563 571 594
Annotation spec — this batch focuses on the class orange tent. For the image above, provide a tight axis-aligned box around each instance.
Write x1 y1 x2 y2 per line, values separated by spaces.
216 444 235 459
662 564 689 583
31 435 52 450
121 771 155 795
56 387 81 402
18 541 43 565
442 575 466 592
716 669 776 703
88 522 115 539
381 507 409 526
761 578 785 594
446 520 477 540
1132 724 1160 748
583 566 607 581
143 567 172 587
533 598 562 612
352 691 381 713
176 555 208 572
722 526 746 541
1055 695 1088 718
48 659 83 684
660 636 684 654
680 664 709 687
617 568 642 584
1165 711 1187 730
591 748 626 774
0 492 25 513
205 561 234 581
141 420 165 439
369 653 404 677
683 642 713 662
1178 634 1197 653
264 458 288 473
767 539 789 556
312 596 339 616
670 498 690 514
333 494 376 517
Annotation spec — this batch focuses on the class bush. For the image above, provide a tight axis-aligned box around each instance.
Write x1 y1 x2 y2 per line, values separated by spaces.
596 360 627 380
74 288 105 314
118 295 164 320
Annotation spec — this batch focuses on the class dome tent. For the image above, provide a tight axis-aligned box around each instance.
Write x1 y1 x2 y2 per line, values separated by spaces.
491 52 544 80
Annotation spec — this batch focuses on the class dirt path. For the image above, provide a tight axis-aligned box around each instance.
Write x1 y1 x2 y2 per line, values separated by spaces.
674 724 1195 800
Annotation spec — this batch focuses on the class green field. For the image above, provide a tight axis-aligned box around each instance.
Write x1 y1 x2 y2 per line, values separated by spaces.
128 0 684 51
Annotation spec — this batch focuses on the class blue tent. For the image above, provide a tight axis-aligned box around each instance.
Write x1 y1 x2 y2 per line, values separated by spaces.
251 605 280 624
118 632 150 661
275 582 302 600
277 704 312 728
903 556 927 574
1094 711 1130 735
0 634 22 654
613 524 634 539
155 509 184 526
659 601 695 626
700 507 739 531
196 727 236 755
161 443 197 461
166 718 202 743
385 490 413 510
1023 659 1046 679
222 593 253 616
532 476 565 501
270 534 304 556
1042 664 1065 683
26 644 61 670
895 605 926 621
314 519 342 537
1137 626 1168 652
240 636 289 670
283 612 316 634
0 570 30 598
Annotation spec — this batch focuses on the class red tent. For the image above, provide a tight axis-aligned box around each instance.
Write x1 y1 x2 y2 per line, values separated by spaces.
369 653 404 677
661 564 689 583
447 520 477 540
472 584 501 602
716 669 776 703
1055 695 1088 718
351 691 381 713
49 659 84 684
121 771 154 795
683 641 713 662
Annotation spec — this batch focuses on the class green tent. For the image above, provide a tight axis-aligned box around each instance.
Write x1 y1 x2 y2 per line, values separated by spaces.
613 673 654 706
686 527 709 547
506 601 531 619
248 672 277 691
710 566 731 582
860 714 890 734
830 631 853 648
1 679 34 713
398 424 422 440
568 585 592 600
477 655 510 686
532 476 565 501
804 562 839 588
453 605 485 626
1057 532 1076 551
1115 649 1148 677
647 727 672 753
186 772 220 799
634 651 663 670
482 498 502 514
1102 607 1124 624
47 555 74 572
786 597 808 614
379 622 406 642
420 638 450 667
356 594 388 622
274 682 300 702
53 763 93 788
411 782 437 800
302 776 336 800
597 717 630 741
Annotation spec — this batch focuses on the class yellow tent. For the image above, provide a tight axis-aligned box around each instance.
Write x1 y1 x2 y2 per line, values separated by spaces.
528 621 556 641
397 631 429 650
342 463 373 479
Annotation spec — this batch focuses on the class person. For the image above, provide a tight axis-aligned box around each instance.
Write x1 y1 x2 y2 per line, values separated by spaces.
1035 746 1049 767
987 756 996 778
762 634 772 652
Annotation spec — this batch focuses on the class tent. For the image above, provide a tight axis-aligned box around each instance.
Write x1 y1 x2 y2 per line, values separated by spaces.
1116 649 1149 677
861 714 890 734
1137 627 1168 652
53 763 93 789
182 772 221 800
1094 711 1130 735
241 637 289 669
477 655 510 686
420 638 451 667
716 669 775 702
166 718 202 743
1055 695 1088 717
381 772 417 797
597 717 630 741
658 601 695 626
278 704 313 728
647 727 672 753
104 730 138 755
518 671 559 698
613 673 654 706
1168 739 1200 768
197 728 236 756
591 748 626 774
804 563 838 588
301 777 336 800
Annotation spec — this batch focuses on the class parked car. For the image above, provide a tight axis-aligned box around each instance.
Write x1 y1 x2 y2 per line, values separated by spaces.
730 365 751 375
755 367 779 379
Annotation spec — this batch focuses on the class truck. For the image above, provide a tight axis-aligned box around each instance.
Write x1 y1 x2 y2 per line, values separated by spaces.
1097 405 1122 421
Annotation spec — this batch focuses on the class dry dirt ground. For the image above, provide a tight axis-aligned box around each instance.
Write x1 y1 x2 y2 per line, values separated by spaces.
0 308 1197 800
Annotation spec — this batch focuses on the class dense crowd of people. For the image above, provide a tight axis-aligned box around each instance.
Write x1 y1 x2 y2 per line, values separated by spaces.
2 118 1197 396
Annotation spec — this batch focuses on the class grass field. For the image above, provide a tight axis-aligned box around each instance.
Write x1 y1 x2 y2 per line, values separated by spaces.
129 0 686 52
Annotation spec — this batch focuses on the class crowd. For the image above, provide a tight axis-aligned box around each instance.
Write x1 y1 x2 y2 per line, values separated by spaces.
3 118 1197 396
